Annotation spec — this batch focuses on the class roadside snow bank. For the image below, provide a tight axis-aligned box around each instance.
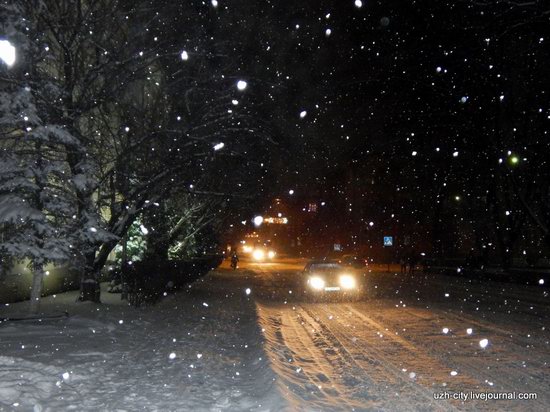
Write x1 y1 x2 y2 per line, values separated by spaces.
0 273 286 411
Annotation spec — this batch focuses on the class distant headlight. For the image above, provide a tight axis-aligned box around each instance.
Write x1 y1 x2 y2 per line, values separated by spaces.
243 245 253 253
339 274 356 289
309 276 325 290
252 249 265 261
267 250 276 259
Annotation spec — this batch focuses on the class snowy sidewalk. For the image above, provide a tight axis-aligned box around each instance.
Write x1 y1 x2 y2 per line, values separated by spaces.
0 272 286 411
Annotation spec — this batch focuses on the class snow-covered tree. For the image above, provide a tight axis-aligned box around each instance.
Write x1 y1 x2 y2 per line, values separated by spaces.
0 2 78 313
1 0 275 303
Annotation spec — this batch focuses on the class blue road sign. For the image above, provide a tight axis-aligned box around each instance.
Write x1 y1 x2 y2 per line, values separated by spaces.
383 236 393 246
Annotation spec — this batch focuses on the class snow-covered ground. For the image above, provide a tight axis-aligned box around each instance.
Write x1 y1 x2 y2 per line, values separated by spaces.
1 261 549 411
0 274 285 412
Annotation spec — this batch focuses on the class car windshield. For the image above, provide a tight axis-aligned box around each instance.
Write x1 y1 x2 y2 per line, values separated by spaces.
308 263 343 271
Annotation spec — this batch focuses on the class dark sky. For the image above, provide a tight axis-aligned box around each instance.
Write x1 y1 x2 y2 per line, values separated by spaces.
156 0 548 207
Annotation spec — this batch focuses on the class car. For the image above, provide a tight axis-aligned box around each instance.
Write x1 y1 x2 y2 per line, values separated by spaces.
241 244 276 261
303 260 363 299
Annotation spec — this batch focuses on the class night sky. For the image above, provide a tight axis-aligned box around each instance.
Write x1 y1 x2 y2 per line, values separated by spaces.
187 0 549 254
160 0 549 199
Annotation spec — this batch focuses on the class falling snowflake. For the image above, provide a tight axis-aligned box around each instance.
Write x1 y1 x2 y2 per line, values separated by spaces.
479 338 489 348
237 80 248 90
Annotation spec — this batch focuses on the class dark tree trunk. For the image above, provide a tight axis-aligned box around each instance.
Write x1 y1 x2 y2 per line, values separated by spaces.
79 251 101 303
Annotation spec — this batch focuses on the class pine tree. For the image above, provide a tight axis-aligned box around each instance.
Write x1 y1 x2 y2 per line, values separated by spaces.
0 2 76 313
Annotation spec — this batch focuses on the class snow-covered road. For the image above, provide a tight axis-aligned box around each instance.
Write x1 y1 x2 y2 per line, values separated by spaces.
1 259 548 411
247 259 550 411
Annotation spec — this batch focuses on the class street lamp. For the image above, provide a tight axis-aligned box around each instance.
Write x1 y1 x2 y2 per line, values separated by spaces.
0 39 16 67
508 154 520 166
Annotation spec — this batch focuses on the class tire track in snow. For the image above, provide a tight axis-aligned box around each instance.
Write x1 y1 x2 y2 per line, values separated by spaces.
257 303 378 411
355 304 550 411
300 305 456 412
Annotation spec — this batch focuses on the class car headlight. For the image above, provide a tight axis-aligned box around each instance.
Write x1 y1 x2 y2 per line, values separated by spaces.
339 274 356 289
267 250 276 259
309 276 325 290
252 249 265 261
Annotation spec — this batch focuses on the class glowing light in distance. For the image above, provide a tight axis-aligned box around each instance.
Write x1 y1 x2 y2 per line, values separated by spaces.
180 50 189 61
252 249 265 261
267 250 276 259
0 40 16 66
253 215 264 227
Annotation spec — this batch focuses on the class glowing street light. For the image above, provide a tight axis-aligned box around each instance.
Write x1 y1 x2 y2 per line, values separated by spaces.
508 154 520 166
253 215 263 227
0 39 16 67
